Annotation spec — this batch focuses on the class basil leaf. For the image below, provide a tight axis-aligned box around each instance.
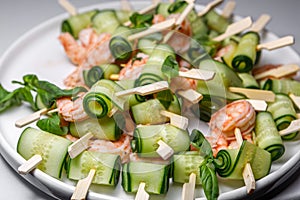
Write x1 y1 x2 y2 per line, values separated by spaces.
36 113 68 136
162 55 179 81
200 161 219 200
129 12 153 28
156 90 174 109
190 129 213 158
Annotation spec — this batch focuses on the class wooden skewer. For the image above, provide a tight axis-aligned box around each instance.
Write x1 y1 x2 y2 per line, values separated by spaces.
182 173 196 200
198 0 223 17
124 2 160 26
249 14 271 33
221 1 236 19
177 89 203 104
152 0 161 4
71 169 96 200
229 87 275 102
289 94 300 110
68 132 94 159
254 64 300 80
245 99 267 111
156 140 174 160
58 0 77 16
135 182 150 200
163 1 195 43
128 18 176 41
15 108 49 128
279 119 300 136
178 69 215 81
213 16 252 42
18 155 43 175
160 110 189 130
234 128 255 194
257 36 294 51
121 0 132 11
115 81 169 97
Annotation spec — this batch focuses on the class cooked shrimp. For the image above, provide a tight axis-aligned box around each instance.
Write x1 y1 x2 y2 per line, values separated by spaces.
63 33 113 87
152 14 166 24
56 93 89 122
58 32 87 65
119 53 149 80
88 134 132 163
214 44 236 62
208 100 256 156
78 28 99 49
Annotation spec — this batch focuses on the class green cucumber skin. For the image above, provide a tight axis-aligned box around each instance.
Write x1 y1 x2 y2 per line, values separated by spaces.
204 10 229 33
61 10 99 39
238 73 259 89
122 162 170 194
67 151 121 186
17 127 71 179
254 111 285 161
232 32 260 73
69 116 122 141
172 154 204 184
133 124 190 158
215 141 271 180
131 99 168 125
92 10 121 34
263 79 300 96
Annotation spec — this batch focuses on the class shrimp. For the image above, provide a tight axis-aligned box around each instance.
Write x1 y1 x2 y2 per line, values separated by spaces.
119 53 149 80
88 134 132 163
152 14 166 24
56 93 89 122
214 44 235 62
63 33 113 87
208 100 256 156
58 32 87 65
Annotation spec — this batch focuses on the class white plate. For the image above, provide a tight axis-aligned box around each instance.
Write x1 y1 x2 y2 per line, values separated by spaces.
1 1 300 200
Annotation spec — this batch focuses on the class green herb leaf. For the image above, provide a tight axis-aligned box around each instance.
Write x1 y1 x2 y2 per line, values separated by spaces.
200 161 219 200
156 90 174 109
190 129 213 158
129 12 153 28
162 55 179 81
36 113 68 136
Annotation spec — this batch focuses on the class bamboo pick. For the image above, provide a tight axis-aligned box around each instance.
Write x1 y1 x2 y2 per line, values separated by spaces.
178 68 215 81
156 140 174 160
289 94 300 110
160 110 189 130
279 119 300 136
221 1 236 19
245 99 267 111
15 108 49 128
254 64 300 80
58 0 77 16
229 87 275 102
128 18 176 41
213 16 252 42
109 74 120 81
198 0 223 17
71 169 96 200
177 89 203 104
135 182 150 200
182 173 196 200
68 132 94 159
257 36 294 51
249 14 271 33
124 2 160 26
162 2 195 43
152 0 161 4
121 0 132 12
18 155 43 175
115 81 169 97
234 128 255 194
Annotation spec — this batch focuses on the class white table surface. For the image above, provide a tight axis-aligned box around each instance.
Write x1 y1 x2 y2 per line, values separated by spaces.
1 0 300 199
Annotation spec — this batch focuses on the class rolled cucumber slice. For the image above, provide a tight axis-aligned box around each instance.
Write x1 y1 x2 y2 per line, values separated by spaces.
122 162 170 194
17 127 71 179
132 124 190 158
67 151 121 186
